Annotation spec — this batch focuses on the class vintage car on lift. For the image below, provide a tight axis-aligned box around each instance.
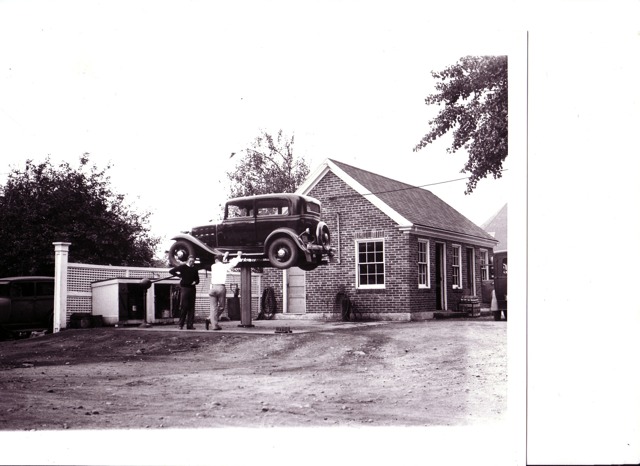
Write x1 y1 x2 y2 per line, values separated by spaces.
168 193 332 270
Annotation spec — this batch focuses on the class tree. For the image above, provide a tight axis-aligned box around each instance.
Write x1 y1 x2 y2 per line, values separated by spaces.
0 154 160 276
226 130 310 198
413 55 508 194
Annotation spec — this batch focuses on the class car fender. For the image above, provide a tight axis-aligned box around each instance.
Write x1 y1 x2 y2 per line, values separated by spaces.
264 228 311 261
169 233 222 256
264 228 304 248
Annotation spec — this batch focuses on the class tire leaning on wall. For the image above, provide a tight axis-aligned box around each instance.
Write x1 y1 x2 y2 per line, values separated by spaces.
258 287 277 320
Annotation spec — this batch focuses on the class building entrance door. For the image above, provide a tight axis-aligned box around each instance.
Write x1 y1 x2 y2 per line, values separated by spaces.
435 243 446 311
286 267 306 314
466 247 476 295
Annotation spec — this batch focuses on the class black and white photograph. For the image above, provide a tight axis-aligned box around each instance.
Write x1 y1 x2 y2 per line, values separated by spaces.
1 1 638 465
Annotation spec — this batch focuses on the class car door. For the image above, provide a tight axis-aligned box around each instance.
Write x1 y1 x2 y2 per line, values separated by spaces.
217 199 258 251
34 280 55 324
255 198 292 247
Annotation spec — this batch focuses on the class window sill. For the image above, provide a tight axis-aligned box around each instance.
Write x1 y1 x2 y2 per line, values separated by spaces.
355 287 386 294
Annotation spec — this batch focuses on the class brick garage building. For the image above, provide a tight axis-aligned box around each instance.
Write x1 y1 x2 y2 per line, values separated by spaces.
262 159 499 321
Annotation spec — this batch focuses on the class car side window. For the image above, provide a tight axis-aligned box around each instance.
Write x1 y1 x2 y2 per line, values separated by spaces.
257 207 278 216
306 201 321 214
36 282 55 297
11 282 35 298
256 199 290 217
227 204 253 218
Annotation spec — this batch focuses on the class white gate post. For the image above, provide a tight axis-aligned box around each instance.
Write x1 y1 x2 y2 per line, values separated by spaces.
53 242 71 333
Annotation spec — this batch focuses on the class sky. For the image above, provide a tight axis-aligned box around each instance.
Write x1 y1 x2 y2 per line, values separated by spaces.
0 0 516 255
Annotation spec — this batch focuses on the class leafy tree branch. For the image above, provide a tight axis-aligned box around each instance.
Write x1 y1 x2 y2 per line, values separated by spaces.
414 55 508 194
226 130 310 198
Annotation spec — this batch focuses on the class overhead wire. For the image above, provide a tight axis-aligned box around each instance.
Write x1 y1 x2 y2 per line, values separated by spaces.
339 169 508 199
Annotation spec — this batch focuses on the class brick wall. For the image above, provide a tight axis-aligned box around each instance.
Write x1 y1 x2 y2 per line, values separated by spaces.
307 171 421 318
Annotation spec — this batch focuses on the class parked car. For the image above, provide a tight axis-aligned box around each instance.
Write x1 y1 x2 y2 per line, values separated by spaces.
168 193 333 270
0 276 55 337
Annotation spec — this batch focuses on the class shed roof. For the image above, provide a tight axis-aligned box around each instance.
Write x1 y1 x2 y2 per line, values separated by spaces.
298 159 498 247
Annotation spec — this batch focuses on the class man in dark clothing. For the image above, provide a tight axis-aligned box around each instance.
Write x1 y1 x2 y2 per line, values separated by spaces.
169 255 200 329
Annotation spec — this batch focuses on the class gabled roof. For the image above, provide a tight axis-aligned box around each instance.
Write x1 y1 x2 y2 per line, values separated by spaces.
481 203 508 252
298 158 498 247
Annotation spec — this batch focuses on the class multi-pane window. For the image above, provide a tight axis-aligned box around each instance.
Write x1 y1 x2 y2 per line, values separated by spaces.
357 240 385 288
480 250 489 280
451 245 462 289
418 240 430 288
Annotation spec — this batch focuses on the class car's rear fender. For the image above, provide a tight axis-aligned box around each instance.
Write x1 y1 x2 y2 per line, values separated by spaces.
264 228 312 262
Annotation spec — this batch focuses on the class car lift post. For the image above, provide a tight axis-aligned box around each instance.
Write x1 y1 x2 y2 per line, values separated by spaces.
239 264 254 328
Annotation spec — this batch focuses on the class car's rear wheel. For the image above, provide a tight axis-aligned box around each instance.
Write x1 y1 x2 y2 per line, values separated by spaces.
267 236 299 269
168 240 196 267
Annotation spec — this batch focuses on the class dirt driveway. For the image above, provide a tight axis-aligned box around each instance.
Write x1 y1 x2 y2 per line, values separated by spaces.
0 319 506 430
0 319 508 465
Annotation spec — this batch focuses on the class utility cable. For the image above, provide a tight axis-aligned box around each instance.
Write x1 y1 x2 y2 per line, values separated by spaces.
349 169 508 198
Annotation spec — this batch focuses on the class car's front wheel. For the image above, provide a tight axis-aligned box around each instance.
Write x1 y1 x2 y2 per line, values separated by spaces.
267 236 299 269
168 240 196 267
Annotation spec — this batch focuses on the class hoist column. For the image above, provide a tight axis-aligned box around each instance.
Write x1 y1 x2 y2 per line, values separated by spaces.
239 265 254 327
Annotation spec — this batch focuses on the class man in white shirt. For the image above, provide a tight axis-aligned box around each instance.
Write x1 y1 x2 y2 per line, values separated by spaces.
206 251 242 330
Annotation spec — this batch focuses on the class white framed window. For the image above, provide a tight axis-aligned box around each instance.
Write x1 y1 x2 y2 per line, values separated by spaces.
418 240 430 288
480 249 489 280
451 245 462 289
356 239 385 289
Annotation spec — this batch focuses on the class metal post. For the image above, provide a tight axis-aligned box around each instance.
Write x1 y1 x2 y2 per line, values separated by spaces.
239 265 254 327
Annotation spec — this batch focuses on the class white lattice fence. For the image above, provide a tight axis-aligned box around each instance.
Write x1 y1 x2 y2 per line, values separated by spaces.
66 262 262 323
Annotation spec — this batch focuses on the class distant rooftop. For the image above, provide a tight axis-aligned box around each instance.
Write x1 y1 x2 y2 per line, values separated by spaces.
481 203 507 252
